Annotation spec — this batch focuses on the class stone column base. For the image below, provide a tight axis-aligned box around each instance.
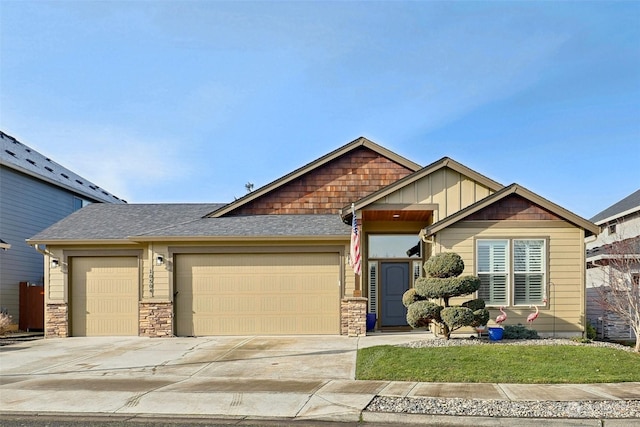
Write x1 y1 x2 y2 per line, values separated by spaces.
341 297 367 337
139 302 173 337
45 303 68 338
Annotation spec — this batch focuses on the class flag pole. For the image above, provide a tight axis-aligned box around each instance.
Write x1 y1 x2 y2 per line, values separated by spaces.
351 203 362 297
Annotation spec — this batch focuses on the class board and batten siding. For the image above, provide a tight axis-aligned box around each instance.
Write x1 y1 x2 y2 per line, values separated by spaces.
432 221 586 335
370 167 494 220
0 166 86 319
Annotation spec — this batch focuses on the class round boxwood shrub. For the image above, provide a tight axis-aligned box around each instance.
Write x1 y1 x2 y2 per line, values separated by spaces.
423 252 465 278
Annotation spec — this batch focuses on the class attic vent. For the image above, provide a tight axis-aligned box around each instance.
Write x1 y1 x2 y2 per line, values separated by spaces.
5 150 16 156
45 166 54 172
75 179 83 185
46 158 51 162
25 148 31 153
102 191 109 196
113 196 120 200
26 159 36 165
61 173 69 179
89 185 97 190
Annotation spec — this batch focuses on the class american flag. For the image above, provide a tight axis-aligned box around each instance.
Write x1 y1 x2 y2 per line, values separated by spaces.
349 205 361 275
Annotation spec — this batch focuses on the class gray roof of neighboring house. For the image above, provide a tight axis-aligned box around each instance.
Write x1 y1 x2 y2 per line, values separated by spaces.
1 130 126 204
28 203 350 242
590 189 640 224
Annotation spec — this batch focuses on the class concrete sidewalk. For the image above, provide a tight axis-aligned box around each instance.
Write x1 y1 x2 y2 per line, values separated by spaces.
1 334 638 426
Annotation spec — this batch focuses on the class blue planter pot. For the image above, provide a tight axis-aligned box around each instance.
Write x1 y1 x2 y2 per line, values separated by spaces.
488 327 504 341
366 313 377 331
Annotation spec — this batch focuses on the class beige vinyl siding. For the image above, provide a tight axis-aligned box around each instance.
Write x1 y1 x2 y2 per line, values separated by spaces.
371 167 495 221
142 244 171 300
70 256 139 336
174 252 341 336
434 222 585 334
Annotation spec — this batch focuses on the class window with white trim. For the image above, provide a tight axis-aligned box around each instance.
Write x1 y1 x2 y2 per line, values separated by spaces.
476 239 546 306
513 240 545 305
477 240 509 305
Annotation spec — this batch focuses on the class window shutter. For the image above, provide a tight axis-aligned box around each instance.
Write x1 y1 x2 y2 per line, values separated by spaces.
368 261 377 314
514 240 545 305
477 240 508 305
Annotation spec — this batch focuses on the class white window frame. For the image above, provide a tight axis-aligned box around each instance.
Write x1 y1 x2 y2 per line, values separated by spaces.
476 239 510 306
513 239 546 306
476 238 547 307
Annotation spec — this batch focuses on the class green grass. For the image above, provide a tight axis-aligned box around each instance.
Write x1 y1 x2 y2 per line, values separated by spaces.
356 345 640 384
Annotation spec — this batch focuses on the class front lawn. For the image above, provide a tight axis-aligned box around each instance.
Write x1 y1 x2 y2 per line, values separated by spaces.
356 344 640 384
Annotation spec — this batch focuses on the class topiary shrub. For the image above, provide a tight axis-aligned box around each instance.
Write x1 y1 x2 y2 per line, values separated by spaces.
502 324 540 340
423 252 465 278
406 300 443 328
403 252 487 339
402 288 426 308
441 307 475 330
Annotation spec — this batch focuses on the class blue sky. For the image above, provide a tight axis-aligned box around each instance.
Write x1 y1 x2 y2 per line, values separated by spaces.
1 1 638 219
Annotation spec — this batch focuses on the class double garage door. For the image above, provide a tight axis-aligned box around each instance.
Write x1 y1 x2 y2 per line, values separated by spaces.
69 252 340 336
174 252 340 336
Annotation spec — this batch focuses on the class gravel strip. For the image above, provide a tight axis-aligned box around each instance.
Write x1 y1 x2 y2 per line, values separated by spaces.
400 337 635 351
366 337 639 419
367 396 640 419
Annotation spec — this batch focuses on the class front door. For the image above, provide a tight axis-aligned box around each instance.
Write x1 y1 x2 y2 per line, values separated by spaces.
381 262 410 327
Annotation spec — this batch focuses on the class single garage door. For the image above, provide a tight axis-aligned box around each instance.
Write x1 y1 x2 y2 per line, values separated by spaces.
70 257 139 336
175 252 340 336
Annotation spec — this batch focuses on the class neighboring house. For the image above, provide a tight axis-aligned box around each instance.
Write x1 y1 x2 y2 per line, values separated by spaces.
28 137 598 338
586 189 640 340
0 130 126 325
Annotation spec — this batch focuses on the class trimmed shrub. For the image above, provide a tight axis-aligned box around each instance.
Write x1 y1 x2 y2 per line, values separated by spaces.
441 307 475 331
414 276 481 301
407 300 443 328
502 324 540 340
471 308 490 328
402 288 425 308
423 252 464 278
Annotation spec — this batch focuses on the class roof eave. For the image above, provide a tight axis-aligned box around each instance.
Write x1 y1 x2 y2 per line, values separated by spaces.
26 238 137 246
421 184 599 238
128 235 350 243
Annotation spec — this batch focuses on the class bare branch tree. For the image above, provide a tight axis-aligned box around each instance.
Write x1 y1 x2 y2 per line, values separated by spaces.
592 235 640 352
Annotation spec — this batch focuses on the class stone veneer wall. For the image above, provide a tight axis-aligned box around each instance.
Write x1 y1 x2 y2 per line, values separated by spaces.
45 303 68 337
139 302 173 337
341 297 367 337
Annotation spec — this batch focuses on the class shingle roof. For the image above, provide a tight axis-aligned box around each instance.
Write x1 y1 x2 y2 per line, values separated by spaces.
27 204 349 242
28 203 225 241
1 130 126 204
589 189 640 224
135 214 351 239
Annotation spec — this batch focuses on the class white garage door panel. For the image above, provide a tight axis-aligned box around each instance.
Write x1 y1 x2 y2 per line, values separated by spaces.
71 257 139 336
175 253 340 336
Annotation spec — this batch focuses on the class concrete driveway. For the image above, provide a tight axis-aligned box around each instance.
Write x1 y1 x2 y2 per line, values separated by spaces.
1 333 429 380
0 332 431 421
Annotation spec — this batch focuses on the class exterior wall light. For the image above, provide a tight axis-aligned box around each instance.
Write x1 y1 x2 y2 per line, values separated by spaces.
156 255 164 266
51 259 59 268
